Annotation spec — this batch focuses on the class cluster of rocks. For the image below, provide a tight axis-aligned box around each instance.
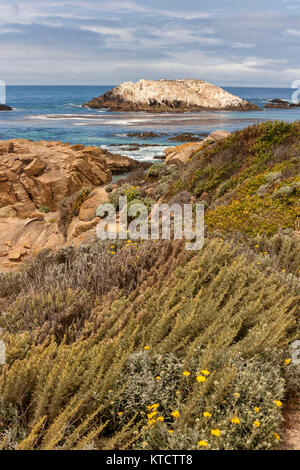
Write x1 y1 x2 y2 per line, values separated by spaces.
164 130 231 166
84 79 259 112
265 99 300 109
125 131 167 139
125 131 208 142
0 139 143 270
0 140 113 219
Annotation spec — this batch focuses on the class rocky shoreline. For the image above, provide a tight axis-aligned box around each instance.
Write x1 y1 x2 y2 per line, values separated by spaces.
0 130 225 271
84 78 260 112
0 138 145 270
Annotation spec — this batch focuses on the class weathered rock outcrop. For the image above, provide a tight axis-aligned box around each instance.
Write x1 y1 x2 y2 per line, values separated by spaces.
84 79 259 112
0 139 113 217
0 139 144 271
104 152 145 173
165 130 231 166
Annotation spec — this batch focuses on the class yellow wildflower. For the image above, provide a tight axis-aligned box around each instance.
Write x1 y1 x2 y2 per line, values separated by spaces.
211 429 221 437
149 404 159 410
147 411 157 419
201 369 210 376
144 346 150 350
171 410 180 419
157 416 164 422
183 371 191 376
254 407 260 413
203 411 212 418
274 400 283 407
118 412 123 416
231 417 240 425
148 419 156 425
198 440 208 447
253 421 260 428
284 358 292 365
111 252 116 255
233 393 240 398
273 433 280 441
155 376 161 380
196 376 206 383
168 430 174 434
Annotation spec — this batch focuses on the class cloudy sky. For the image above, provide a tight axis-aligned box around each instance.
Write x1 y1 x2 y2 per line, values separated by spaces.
0 0 300 86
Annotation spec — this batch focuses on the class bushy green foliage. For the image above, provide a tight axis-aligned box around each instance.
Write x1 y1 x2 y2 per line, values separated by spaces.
182 121 300 236
109 184 141 208
147 164 178 181
71 188 91 216
58 188 91 238
38 206 50 214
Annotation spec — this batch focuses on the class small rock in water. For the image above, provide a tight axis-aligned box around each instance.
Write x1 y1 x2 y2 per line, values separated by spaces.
0 104 13 111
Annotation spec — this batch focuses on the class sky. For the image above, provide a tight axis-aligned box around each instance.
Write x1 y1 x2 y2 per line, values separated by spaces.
0 0 300 86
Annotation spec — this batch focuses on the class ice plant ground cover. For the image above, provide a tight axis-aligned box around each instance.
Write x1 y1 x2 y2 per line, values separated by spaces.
0 121 299 450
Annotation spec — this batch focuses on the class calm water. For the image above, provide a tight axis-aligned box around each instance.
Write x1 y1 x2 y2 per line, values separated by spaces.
0 85 299 162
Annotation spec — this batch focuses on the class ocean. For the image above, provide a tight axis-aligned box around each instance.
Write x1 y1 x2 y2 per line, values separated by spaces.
0 85 300 162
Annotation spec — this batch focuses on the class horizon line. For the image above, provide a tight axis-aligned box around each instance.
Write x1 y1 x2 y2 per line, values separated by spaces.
5 84 296 89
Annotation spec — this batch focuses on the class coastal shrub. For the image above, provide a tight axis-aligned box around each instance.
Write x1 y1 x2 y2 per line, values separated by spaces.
0 240 187 342
109 184 141 208
167 180 186 199
0 238 298 449
105 183 114 193
71 187 91 216
58 194 77 237
147 163 178 181
38 206 50 214
58 188 91 238
181 122 300 236
154 182 170 200
215 178 238 198
252 231 300 278
136 357 285 450
169 191 192 205
128 197 155 214
147 165 160 179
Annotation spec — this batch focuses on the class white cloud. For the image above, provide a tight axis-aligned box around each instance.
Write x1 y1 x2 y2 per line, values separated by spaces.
80 25 134 41
231 42 255 49
0 27 22 34
159 10 213 20
286 28 300 36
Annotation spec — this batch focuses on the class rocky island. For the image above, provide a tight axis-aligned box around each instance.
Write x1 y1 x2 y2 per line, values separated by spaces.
0 104 13 111
84 78 260 112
